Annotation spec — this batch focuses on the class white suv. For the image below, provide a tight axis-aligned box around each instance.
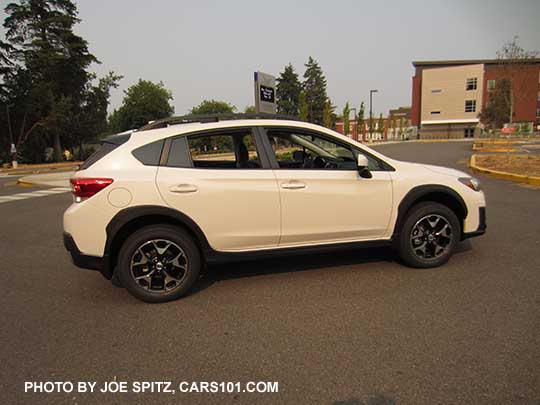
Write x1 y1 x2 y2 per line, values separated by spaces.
63 115 486 302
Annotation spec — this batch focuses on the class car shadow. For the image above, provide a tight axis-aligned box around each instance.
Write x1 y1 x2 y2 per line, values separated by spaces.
187 246 395 296
188 240 474 297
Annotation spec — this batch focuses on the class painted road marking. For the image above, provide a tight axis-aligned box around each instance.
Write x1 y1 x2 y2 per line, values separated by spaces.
0 187 71 204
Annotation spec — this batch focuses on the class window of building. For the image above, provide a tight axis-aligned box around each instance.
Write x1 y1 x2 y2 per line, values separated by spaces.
466 78 478 90
464 128 475 138
431 89 442 93
465 100 476 113
488 80 496 92
179 131 261 169
430 111 441 115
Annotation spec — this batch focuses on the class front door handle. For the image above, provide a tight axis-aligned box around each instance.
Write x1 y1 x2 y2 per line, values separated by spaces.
281 181 306 190
170 184 198 193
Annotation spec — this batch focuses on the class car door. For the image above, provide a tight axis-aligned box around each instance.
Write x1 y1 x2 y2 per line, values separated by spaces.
261 126 393 246
156 128 281 252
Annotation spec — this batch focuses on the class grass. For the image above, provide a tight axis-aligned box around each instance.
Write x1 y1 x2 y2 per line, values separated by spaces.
475 154 540 178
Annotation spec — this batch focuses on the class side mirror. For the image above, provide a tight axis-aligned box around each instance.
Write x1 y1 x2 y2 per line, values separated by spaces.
357 154 372 178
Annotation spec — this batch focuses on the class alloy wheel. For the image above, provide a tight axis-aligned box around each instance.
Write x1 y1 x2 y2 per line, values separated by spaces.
409 214 453 260
130 239 188 292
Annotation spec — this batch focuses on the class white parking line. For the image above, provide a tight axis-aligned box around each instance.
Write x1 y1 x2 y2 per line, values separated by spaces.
0 188 71 204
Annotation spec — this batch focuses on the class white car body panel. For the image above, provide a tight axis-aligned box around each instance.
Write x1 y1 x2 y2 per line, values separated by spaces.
63 119 486 258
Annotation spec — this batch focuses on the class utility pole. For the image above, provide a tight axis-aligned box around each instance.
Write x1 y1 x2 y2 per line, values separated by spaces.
369 89 378 141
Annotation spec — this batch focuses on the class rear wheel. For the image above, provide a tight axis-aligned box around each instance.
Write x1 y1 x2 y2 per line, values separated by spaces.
117 225 201 302
397 202 460 268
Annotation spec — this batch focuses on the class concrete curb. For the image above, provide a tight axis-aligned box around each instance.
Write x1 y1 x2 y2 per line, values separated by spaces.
17 171 73 188
469 154 540 186
0 161 81 176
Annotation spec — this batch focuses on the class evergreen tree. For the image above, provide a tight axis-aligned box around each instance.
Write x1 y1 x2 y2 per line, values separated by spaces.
298 91 309 121
1 0 113 162
276 64 301 116
322 98 334 129
302 57 327 125
357 102 365 139
378 113 385 137
342 102 350 135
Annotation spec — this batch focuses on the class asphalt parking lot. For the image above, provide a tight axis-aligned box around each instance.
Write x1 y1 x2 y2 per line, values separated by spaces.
1 141 539 404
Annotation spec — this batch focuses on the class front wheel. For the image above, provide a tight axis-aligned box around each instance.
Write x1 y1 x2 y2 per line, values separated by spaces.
117 225 201 303
397 202 460 268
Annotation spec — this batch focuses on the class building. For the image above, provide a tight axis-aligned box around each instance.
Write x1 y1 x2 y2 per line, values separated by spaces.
411 59 540 138
335 106 415 142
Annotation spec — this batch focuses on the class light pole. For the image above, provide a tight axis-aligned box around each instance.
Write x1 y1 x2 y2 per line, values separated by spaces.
369 89 378 140
349 107 357 140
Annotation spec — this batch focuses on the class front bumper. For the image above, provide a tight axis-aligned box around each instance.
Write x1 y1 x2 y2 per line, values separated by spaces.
462 207 486 239
63 232 105 272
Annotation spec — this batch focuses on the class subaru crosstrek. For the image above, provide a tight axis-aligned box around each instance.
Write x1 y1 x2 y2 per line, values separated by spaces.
63 115 486 302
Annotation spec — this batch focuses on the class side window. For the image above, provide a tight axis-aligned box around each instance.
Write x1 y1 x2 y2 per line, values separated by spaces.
266 130 356 170
186 131 261 169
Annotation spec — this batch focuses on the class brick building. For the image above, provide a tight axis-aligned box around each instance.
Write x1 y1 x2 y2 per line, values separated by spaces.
411 59 540 138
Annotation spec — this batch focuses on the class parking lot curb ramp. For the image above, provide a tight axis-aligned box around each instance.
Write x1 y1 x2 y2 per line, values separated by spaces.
469 154 540 186
17 171 73 188
1 161 81 176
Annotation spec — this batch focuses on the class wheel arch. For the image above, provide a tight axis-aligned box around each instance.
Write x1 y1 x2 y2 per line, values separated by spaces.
392 185 468 240
103 205 211 279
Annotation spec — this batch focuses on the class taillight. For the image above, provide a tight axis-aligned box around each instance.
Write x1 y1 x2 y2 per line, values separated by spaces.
71 178 113 201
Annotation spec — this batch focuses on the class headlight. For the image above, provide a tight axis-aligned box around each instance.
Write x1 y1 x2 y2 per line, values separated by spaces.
458 177 481 191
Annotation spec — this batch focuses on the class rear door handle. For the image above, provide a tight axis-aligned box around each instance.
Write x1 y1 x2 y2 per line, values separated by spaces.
281 181 306 190
169 184 198 193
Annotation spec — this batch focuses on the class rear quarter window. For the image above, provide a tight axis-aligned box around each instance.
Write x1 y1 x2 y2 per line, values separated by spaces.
132 140 165 166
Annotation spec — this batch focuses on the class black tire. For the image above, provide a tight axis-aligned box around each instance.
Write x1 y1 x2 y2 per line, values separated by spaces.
397 202 460 268
117 225 201 303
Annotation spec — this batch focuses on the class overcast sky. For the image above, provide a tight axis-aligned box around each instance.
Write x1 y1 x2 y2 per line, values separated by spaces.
3 0 540 116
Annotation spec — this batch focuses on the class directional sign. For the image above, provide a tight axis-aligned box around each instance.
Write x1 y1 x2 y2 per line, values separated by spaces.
254 71 276 114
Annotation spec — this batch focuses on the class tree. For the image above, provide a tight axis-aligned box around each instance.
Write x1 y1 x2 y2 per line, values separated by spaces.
2 0 99 162
377 113 385 137
342 102 350 136
357 102 365 139
276 63 301 116
109 80 174 132
190 99 235 115
322 98 334 129
298 92 308 121
491 36 538 125
302 57 328 125
479 78 511 130
244 105 256 114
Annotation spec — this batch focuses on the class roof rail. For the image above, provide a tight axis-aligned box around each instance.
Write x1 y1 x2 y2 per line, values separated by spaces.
138 113 303 131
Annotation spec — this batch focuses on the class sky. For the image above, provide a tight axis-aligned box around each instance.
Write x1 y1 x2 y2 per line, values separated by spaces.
2 0 540 117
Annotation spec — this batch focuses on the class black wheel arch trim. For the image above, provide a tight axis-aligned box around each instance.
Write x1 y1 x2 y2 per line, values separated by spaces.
392 184 468 239
104 205 212 279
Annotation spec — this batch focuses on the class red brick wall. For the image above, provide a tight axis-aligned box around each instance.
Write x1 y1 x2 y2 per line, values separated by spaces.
482 64 540 124
411 72 422 126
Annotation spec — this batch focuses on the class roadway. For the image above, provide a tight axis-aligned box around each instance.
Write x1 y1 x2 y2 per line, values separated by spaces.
0 141 539 404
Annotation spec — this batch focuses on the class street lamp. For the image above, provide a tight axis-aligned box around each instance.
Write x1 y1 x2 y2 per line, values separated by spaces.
369 89 378 140
349 107 357 140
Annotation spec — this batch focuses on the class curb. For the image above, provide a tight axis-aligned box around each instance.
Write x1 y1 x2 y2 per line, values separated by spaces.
0 162 81 176
469 154 540 186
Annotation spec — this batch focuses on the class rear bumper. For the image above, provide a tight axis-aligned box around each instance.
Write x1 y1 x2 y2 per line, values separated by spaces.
63 232 109 276
462 207 486 239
